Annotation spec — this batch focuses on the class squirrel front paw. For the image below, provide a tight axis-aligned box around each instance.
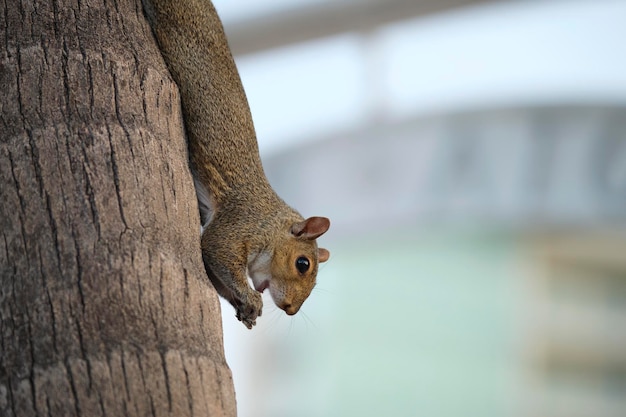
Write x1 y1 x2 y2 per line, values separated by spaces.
236 290 263 329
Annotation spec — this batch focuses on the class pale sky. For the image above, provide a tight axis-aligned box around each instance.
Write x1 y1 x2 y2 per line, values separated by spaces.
213 0 626 153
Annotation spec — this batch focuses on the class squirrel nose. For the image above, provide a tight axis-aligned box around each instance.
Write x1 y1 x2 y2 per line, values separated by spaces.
281 302 298 315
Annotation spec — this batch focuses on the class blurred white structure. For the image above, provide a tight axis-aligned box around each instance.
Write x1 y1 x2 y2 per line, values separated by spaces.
212 1 626 416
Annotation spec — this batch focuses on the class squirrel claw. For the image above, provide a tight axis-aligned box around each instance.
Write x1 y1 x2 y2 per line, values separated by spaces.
236 291 263 329
240 316 255 329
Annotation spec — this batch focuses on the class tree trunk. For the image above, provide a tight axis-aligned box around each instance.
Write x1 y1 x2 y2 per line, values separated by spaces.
0 0 236 416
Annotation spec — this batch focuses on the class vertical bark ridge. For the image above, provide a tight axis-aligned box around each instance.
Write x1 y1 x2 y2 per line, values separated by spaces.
1 0 237 416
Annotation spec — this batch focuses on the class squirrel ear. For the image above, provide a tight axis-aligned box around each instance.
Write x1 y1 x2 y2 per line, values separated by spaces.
318 248 330 263
291 216 330 240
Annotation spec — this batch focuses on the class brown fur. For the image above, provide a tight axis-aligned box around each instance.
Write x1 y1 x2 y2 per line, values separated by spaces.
142 0 330 328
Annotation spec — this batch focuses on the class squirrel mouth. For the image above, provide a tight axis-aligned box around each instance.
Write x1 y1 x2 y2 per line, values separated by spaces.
254 280 269 293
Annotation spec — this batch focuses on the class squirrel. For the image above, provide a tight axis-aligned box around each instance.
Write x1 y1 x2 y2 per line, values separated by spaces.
142 0 330 328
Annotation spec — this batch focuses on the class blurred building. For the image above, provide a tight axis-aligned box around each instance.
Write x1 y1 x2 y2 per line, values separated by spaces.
212 1 626 416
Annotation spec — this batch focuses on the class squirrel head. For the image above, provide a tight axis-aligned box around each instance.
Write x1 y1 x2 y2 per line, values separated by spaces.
250 216 330 316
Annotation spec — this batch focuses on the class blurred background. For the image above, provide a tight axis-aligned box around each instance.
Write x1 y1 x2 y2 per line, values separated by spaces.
211 1 626 416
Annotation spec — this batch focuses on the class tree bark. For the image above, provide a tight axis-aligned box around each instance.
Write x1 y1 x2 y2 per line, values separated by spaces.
0 0 236 416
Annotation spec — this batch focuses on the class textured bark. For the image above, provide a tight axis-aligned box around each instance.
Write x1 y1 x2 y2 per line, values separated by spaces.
0 0 236 416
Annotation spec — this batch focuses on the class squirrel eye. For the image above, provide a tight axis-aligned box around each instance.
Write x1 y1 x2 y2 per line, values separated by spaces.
295 256 310 274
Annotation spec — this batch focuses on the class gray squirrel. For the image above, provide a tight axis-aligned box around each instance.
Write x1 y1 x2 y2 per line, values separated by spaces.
142 0 330 328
